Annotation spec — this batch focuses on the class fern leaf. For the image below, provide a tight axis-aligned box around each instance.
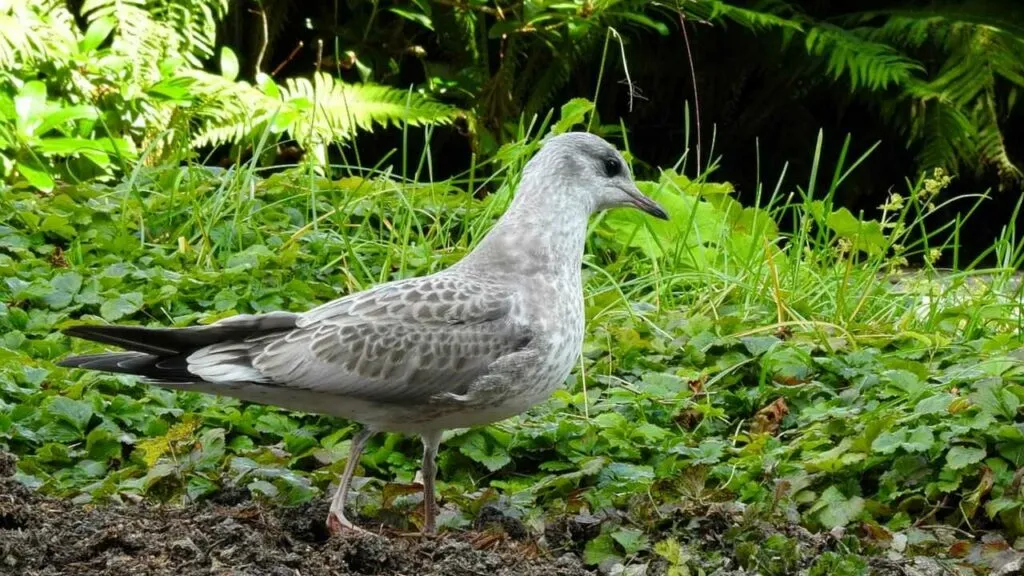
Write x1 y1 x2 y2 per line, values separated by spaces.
699 0 803 32
804 24 923 90
0 0 78 69
282 73 458 147
183 71 458 160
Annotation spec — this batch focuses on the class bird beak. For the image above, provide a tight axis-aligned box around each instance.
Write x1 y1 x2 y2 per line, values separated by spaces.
620 184 669 220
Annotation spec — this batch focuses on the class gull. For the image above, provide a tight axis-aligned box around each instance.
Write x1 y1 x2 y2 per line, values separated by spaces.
58 132 668 534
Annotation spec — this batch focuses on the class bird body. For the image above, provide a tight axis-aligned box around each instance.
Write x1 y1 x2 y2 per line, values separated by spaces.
59 132 668 533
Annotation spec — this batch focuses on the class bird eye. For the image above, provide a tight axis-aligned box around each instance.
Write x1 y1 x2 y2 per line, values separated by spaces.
603 157 622 178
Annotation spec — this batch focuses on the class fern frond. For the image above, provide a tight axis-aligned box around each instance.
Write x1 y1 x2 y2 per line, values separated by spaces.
804 24 923 90
148 0 229 65
852 2 1024 48
847 3 1023 183
913 99 977 172
182 71 458 161
695 0 803 32
81 0 226 77
975 89 1022 181
0 0 78 69
283 73 458 146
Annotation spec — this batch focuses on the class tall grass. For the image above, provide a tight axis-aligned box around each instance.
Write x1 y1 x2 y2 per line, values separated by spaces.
101 102 1022 349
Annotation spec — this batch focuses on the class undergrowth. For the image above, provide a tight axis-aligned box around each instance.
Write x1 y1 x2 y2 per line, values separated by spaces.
1 102 1023 574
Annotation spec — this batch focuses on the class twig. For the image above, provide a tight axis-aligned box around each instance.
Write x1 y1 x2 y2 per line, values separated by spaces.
249 3 269 74
271 42 305 77
675 1 702 176
608 27 639 113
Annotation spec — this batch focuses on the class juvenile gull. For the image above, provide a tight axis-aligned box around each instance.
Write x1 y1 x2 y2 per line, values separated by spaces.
57 132 668 534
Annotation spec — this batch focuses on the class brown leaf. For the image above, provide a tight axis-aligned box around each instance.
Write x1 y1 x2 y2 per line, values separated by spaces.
751 397 789 435
381 482 423 509
948 540 972 557
468 530 505 550
675 409 703 430
49 246 68 268
688 375 707 396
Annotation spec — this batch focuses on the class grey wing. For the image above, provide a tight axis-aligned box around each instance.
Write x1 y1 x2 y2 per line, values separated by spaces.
187 275 533 404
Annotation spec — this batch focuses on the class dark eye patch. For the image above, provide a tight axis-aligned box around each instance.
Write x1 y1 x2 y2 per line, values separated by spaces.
603 156 622 178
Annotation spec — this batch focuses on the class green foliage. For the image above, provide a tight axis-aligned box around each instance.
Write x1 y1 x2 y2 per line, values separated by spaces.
179 68 458 166
0 0 457 190
0 104 1022 566
247 0 1022 183
746 1 1024 185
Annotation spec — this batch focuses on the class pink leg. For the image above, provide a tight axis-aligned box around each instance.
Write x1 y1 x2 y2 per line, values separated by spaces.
327 428 375 534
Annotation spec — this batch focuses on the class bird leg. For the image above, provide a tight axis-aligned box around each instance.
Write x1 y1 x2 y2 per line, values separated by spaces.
327 427 376 535
419 430 443 534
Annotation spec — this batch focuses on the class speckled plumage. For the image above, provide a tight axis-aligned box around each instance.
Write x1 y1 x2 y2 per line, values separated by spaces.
58 131 668 534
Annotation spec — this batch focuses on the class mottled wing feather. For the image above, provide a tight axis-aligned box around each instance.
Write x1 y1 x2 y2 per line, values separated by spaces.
192 275 531 405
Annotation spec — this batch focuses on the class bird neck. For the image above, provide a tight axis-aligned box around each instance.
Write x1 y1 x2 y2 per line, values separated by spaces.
459 181 590 281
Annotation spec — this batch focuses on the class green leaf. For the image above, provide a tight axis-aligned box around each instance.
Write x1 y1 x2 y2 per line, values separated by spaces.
37 137 130 156
40 214 76 239
741 335 781 356
37 106 100 136
884 369 924 396
100 292 143 321
86 421 125 461
15 158 54 192
80 16 116 53
596 462 655 488
220 47 240 81
653 537 689 571
43 272 83 309
671 438 728 464
971 379 1020 420
871 430 903 454
914 393 953 415
255 413 297 437
45 396 94 432
611 527 650 555
552 98 595 134
583 534 621 566
825 208 887 255
811 486 864 528
187 476 219 501
945 446 986 470
194 428 226 470
986 497 1020 519
458 430 510 472
15 81 48 133
601 180 726 262
248 479 279 498
903 426 934 453
389 8 433 30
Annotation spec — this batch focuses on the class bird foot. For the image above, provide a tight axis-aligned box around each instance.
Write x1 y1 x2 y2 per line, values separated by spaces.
326 512 370 536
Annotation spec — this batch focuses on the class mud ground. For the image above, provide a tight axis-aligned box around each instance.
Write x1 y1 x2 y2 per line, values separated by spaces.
0 452 993 576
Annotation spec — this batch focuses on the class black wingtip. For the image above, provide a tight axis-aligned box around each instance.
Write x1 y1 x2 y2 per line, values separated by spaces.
56 353 118 370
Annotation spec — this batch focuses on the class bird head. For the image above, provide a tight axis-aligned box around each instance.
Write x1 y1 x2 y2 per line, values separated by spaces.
526 132 668 220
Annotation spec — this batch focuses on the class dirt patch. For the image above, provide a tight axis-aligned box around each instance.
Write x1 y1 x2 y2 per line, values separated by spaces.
0 451 1001 576
0 453 591 576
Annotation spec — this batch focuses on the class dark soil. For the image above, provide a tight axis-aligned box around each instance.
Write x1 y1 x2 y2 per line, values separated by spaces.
0 452 593 576
0 452 999 576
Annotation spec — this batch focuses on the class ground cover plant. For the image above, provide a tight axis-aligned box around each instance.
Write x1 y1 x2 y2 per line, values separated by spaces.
1 94 1023 574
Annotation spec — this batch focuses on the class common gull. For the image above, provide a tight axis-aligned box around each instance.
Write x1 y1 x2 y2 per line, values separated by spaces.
58 131 668 534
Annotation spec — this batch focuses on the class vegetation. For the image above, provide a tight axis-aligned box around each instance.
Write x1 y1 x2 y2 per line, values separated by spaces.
0 0 458 190
228 0 1024 186
1 1 1023 574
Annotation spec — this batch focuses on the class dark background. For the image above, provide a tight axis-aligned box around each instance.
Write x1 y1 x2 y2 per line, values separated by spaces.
215 1 1023 266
